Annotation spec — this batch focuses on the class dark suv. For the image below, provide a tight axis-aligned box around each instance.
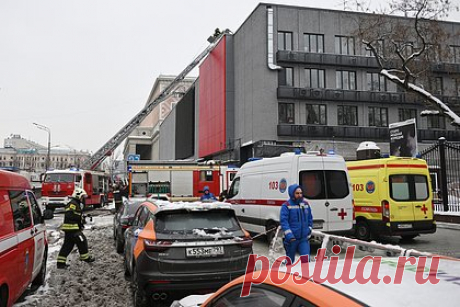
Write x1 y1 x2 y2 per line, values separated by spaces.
123 201 253 307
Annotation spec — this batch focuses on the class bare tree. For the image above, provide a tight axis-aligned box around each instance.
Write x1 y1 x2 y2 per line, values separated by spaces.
346 0 460 127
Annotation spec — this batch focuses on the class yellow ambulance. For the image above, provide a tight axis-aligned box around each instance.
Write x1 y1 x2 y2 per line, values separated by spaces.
346 157 436 240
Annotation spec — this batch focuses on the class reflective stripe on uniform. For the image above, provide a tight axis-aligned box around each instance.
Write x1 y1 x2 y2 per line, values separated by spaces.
284 229 292 235
57 255 67 263
80 253 90 260
61 223 80 231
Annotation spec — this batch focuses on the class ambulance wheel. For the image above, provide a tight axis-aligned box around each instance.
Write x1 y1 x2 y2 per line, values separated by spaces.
355 220 371 241
43 208 54 220
401 235 417 241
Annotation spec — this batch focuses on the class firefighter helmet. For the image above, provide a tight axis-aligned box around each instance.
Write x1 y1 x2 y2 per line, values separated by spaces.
72 188 88 200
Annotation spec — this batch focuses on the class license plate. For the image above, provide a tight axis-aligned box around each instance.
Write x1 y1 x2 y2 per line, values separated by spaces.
186 246 224 257
397 224 413 229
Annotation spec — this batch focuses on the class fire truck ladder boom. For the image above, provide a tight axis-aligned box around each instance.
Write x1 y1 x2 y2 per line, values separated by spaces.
83 30 230 170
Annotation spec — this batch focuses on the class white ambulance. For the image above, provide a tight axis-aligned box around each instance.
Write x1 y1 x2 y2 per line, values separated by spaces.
226 152 354 242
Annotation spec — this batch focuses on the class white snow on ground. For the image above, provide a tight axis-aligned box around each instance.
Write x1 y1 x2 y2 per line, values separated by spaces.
13 201 460 307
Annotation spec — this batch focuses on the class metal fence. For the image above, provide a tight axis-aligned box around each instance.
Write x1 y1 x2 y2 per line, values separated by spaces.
420 137 460 213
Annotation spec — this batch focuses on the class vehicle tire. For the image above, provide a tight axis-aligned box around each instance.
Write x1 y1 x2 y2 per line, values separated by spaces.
133 268 150 307
116 236 124 253
43 208 54 220
32 249 47 287
124 254 131 278
0 285 8 307
355 220 371 241
401 234 418 241
266 222 279 246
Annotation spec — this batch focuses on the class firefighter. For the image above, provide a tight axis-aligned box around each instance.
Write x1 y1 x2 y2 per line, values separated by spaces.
113 184 122 212
57 188 95 269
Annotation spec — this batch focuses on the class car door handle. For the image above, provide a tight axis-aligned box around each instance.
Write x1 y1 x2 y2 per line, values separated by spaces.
242 208 245 213
330 207 338 211
415 205 422 208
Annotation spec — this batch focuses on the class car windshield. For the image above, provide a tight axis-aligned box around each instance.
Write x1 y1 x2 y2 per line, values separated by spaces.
155 209 244 238
44 173 75 183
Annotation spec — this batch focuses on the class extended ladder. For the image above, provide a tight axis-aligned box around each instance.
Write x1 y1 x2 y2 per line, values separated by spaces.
83 30 230 170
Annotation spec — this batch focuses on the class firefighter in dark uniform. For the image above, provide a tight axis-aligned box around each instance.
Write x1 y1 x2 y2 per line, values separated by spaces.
113 184 122 212
57 188 95 269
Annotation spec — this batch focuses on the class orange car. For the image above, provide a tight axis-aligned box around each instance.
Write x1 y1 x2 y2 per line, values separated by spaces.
188 271 365 307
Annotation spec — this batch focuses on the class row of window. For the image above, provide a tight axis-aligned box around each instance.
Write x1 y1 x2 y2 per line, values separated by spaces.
278 31 460 63
279 67 460 95
279 103 446 128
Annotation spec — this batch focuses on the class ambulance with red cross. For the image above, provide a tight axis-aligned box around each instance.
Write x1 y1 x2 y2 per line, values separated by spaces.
346 157 436 241
226 152 354 243
0 170 48 307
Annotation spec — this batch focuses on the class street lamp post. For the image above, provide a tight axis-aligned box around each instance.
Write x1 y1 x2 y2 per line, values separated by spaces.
33 123 51 171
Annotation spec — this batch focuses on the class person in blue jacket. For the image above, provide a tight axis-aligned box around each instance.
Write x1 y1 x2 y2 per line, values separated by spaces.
280 184 313 264
200 186 217 201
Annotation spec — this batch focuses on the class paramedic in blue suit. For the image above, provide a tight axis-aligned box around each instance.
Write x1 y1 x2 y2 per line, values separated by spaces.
280 184 313 264
200 186 217 201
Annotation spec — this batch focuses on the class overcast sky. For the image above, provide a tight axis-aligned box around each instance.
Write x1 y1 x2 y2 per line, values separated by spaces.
1 0 459 155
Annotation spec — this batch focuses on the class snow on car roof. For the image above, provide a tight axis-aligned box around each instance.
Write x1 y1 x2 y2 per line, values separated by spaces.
150 200 233 212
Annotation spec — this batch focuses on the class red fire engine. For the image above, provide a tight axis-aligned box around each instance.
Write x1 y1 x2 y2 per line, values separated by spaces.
41 168 111 217
128 160 238 201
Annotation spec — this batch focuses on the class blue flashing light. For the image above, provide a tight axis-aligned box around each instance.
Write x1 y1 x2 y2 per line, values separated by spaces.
294 148 302 155
248 157 262 162
381 154 390 158
327 149 335 155
415 153 422 158
69 167 80 171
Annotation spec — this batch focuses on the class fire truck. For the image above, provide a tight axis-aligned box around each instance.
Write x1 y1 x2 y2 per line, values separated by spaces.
41 168 111 218
128 160 238 201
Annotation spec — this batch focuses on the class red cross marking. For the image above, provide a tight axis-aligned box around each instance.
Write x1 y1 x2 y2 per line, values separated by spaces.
421 204 428 214
338 208 347 220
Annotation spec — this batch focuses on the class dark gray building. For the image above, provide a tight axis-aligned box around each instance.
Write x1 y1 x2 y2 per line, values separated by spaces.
159 3 460 164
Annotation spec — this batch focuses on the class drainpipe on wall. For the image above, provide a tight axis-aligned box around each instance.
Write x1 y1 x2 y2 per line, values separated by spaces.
267 6 283 70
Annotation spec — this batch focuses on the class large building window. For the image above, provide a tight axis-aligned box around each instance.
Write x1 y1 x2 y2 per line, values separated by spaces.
365 39 384 57
278 31 293 51
398 108 417 122
449 45 460 63
279 103 295 124
305 69 325 88
306 104 327 125
367 72 386 91
338 105 358 126
336 70 356 90
303 34 324 53
427 115 446 129
335 36 355 55
279 67 294 86
454 78 460 97
429 77 443 95
368 107 388 127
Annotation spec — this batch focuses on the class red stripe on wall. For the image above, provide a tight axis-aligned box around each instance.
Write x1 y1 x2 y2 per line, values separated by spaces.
348 163 427 171
354 206 382 213
226 199 286 206
347 164 385 171
387 164 427 169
